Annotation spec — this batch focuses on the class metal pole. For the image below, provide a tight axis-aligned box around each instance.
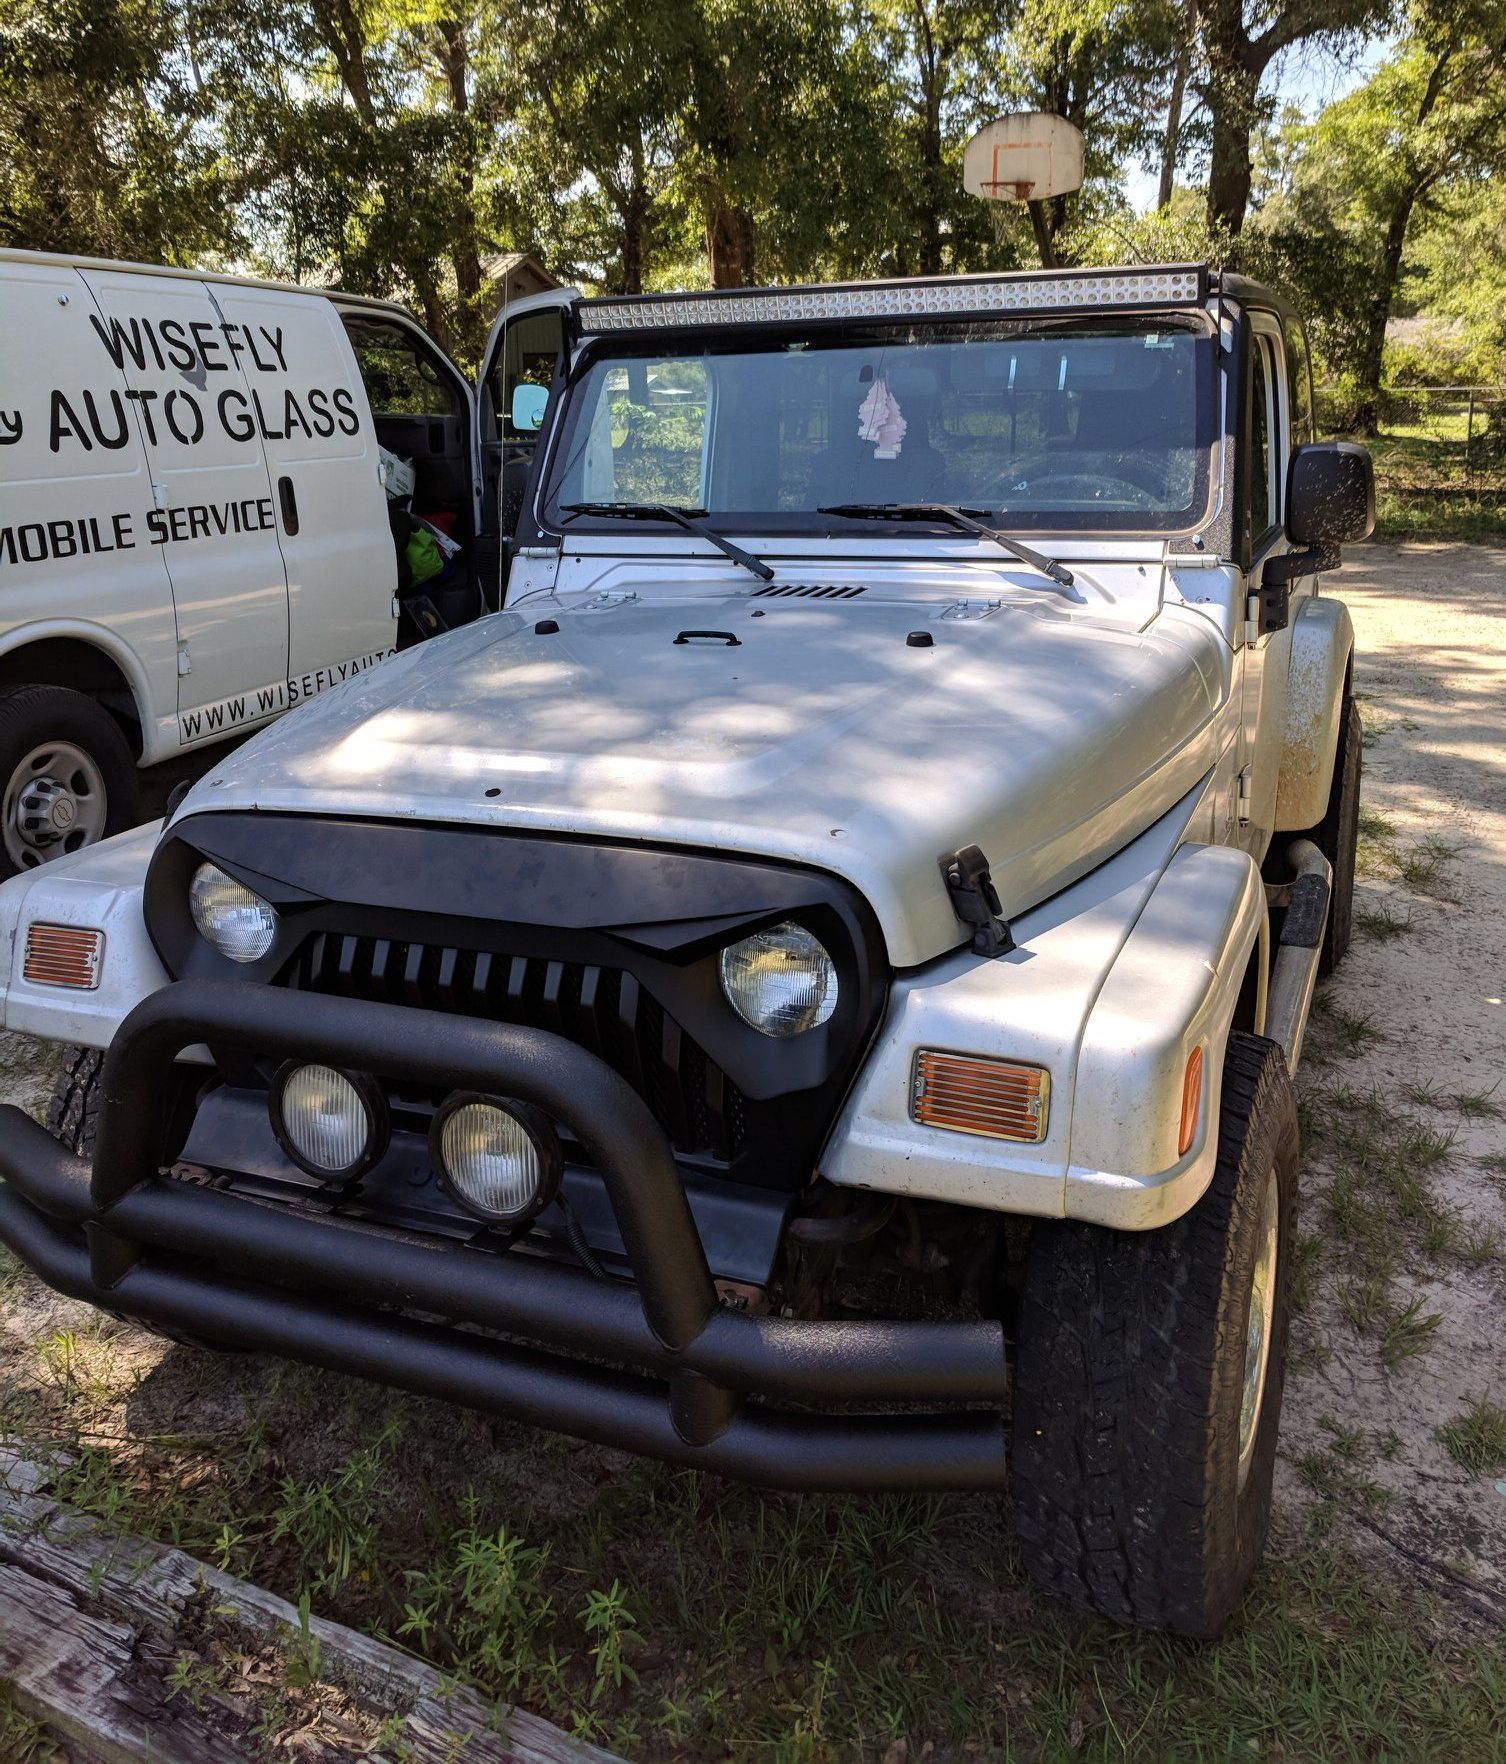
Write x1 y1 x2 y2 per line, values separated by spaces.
1465 389 1475 476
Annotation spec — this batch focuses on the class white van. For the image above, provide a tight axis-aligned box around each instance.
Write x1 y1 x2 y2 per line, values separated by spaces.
0 249 573 878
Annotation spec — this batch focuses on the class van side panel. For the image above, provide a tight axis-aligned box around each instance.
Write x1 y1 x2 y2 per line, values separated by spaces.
210 284 397 695
76 268 292 748
0 260 178 750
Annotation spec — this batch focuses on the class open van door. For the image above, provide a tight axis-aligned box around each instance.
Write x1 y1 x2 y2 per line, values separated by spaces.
477 289 577 601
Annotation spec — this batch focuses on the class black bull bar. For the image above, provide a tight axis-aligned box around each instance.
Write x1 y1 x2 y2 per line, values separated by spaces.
0 981 1008 1492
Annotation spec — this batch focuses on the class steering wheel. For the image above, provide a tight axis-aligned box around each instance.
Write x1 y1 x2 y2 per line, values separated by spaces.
997 470 1162 511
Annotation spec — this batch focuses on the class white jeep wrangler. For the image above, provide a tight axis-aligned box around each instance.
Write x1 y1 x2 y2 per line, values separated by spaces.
0 264 1372 1637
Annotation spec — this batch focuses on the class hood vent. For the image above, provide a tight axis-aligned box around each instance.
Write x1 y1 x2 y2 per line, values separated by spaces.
753 583 866 599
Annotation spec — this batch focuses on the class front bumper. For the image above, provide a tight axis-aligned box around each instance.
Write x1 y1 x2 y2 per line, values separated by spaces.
0 981 1008 1493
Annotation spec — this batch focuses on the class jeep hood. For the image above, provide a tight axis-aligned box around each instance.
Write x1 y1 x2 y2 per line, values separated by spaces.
178 593 1225 967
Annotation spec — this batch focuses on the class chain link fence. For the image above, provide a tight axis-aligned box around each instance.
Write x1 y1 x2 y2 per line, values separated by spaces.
1374 385 1506 484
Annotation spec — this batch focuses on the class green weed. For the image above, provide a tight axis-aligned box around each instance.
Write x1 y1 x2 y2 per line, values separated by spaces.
1435 1400 1506 1477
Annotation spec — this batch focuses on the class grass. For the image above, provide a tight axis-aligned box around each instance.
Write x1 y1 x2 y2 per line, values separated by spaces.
1363 421 1506 541
1355 902 1414 943
1354 805 1461 899
1299 1078 1475 1353
1435 1400 1506 1477
4 1369 1505 1761
0 1687 62 1763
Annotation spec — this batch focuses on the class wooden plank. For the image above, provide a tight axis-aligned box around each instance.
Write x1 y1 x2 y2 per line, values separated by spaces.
0 1450 618 1764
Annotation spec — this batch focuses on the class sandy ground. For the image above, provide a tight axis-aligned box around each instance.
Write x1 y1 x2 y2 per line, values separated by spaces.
1273 540 1506 1621
0 539 1503 1628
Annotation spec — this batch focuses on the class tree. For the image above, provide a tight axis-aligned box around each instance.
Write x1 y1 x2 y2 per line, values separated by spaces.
1258 0 1506 428
0 0 234 262
1194 0 1392 235
998 0 1183 263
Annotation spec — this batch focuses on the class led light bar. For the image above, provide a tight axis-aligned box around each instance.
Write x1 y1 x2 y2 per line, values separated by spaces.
579 266 1204 332
23 922 104 990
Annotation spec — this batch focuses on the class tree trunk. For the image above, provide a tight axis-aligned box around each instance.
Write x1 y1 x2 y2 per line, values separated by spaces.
437 17 483 348
1199 0 1265 235
706 204 756 287
1158 0 1197 209
314 0 376 124
1353 201 1415 436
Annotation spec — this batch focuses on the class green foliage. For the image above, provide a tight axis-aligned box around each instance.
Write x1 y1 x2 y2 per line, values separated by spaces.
1435 1398 1506 1475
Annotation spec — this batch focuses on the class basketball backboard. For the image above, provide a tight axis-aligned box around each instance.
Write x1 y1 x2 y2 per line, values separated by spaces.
963 114 1085 202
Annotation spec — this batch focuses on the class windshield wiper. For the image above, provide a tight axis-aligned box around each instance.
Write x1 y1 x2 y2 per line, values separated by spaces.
818 502 1076 591
560 501 773 582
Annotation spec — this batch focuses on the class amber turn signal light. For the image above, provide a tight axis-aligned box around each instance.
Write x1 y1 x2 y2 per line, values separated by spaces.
22 922 104 990
1178 1045 1205 1157
911 1050 1050 1143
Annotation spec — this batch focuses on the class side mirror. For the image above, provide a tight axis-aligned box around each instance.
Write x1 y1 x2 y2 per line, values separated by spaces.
510 382 548 434
1263 441 1375 602
1286 440 1375 549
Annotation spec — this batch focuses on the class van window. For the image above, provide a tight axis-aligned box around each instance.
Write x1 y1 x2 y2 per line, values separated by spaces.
346 320 456 417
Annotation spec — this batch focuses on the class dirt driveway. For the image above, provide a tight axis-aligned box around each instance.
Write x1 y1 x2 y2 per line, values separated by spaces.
0 540 1502 1755
1275 539 1506 1618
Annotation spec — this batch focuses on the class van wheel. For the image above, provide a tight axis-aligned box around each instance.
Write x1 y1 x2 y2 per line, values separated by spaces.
1011 1033 1298 1637
0 686 137 880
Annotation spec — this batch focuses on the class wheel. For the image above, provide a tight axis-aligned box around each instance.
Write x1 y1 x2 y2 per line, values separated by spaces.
1011 1032 1299 1637
45 1046 232 1355
1308 694 1361 976
45 1044 103 1156
0 685 138 880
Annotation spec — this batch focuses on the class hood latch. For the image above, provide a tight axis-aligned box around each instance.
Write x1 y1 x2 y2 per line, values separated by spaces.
941 845 1014 958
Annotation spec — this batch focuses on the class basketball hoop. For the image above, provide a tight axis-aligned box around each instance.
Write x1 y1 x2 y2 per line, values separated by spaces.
963 115 1085 205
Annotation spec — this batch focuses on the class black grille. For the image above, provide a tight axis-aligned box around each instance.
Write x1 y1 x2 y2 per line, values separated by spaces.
281 932 746 1165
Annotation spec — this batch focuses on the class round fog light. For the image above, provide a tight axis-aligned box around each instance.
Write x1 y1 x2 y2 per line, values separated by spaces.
270 1063 386 1184
431 1094 561 1225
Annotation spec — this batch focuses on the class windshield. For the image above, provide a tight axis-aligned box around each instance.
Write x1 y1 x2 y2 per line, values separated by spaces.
541 317 1213 535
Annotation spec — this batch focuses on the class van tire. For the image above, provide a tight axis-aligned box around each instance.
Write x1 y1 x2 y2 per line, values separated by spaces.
0 685 137 880
1010 1033 1299 1637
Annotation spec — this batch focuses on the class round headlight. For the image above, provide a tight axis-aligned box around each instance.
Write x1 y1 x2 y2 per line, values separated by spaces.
719 920 838 1038
431 1095 561 1225
270 1063 386 1183
190 861 277 963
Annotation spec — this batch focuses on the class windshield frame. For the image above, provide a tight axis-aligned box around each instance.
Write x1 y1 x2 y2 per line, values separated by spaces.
532 310 1220 544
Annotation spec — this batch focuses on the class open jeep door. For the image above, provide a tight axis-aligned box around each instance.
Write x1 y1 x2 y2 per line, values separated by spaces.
477 288 578 603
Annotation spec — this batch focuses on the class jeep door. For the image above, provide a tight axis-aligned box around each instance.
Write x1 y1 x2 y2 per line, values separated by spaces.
476 290 575 601
1240 311 1310 851
77 268 291 748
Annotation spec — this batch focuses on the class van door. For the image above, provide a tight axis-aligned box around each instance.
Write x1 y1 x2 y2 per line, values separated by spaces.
477 290 576 601
78 268 291 747
0 258 177 733
339 311 482 637
211 284 397 698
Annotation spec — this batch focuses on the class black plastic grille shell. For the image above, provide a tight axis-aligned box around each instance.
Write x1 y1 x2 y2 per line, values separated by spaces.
282 931 747 1164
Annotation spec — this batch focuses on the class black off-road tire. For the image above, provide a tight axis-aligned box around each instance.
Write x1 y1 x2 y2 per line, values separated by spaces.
1011 1033 1299 1637
45 1045 104 1156
0 685 138 881
1310 694 1361 977
45 1046 228 1355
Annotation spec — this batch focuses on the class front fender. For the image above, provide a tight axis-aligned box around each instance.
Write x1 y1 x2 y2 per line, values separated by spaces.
0 823 171 1049
1274 595 1354 832
821 813 1266 1230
